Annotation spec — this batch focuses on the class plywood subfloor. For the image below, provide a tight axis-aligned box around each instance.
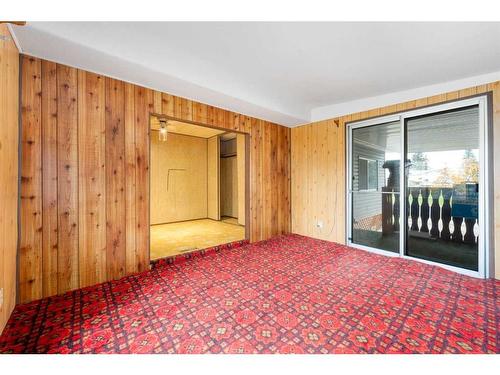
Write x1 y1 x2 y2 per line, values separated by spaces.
150 219 245 260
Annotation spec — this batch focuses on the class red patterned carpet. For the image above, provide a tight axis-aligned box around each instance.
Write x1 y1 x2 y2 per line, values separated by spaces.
0 234 498 354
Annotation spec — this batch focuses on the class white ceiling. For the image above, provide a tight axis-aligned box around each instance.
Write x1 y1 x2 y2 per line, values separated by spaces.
10 22 500 127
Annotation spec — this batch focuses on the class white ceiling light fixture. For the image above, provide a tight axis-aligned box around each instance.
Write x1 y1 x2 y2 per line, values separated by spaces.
159 118 168 142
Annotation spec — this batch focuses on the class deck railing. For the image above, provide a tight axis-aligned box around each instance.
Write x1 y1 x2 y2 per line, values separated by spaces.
382 187 479 244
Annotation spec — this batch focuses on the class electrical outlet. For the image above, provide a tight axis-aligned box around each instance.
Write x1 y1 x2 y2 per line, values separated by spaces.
316 220 324 229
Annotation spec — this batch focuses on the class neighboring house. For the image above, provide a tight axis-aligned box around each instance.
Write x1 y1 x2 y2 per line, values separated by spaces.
351 141 390 231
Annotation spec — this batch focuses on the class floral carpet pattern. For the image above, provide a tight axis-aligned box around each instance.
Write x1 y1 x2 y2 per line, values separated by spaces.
0 234 498 353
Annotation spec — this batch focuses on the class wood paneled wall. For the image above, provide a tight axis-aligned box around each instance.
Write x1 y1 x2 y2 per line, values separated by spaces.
0 24 19 334
237 134 246 225
291 119 345 242
19 55 291 303
291 82 500 278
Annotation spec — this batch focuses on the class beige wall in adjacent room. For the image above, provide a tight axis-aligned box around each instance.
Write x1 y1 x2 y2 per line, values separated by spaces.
220 156 238 218
207 136 220 220
150 132 208 224
0 24 19 334
219 135 246 222
291 82 500 279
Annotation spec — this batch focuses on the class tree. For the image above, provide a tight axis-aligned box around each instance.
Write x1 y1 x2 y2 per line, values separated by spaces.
410 152 429 170
435 166 461 187
462 149 479 183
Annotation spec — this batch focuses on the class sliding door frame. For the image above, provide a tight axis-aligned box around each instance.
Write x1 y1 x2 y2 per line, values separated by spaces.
346 96 489 278
346 114 401 258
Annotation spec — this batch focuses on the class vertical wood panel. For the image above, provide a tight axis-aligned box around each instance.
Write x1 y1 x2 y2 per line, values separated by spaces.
459 87 477 98
313 121 325 239
41 60 58 297
304 123 311 236
283 127 291 233
324 122 335 240
206 105 215 125
275 127 284 232
446 91 459 101
270 123 279 235
232 114 242 132
335 119 346 241
19 56 43 302
0 24 19 334
78 71 106 287
174 96 192 122
214 107 226 128
291 125 304 235
261 121 272 239
161 93 175 117
305 124 313 236
134 86 153 272
237 134 246 226
241 115 252 134
192 101 208 123
153 90 162 114
427 93 447 105
290 126 299 233
0 26 7 331
250 119 263 241
124 83 137 274
57 64 79 293
105 78 126 280
226 111 236 131
207 136 220 221
476 84 489 95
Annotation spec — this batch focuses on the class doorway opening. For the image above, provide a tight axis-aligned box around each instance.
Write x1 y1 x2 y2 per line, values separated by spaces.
149 115 248 261
346 96 490 278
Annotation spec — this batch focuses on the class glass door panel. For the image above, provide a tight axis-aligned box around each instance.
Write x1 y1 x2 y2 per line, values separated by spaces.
350 121 401 253
404 105 480 271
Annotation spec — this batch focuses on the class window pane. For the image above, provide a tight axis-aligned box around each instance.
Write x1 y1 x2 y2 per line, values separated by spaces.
358 158 368 190
368 160 378 190
351 121 401 253
405 105 479 271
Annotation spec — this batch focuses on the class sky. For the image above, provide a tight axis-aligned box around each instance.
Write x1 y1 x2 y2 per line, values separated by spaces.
386 149 479 172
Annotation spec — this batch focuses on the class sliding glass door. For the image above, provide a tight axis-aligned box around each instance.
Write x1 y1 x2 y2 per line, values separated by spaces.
349 121 401 253
404 106 480 271
347 97 488 277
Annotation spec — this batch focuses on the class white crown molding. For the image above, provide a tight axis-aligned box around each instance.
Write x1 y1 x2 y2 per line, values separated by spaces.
310 70 500 123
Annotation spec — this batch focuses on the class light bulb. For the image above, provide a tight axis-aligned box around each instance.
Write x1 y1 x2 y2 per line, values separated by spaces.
159 120 168 141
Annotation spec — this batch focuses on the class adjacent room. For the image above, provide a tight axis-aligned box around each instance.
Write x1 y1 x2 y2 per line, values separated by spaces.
0 20 499 358
149 116 247 260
